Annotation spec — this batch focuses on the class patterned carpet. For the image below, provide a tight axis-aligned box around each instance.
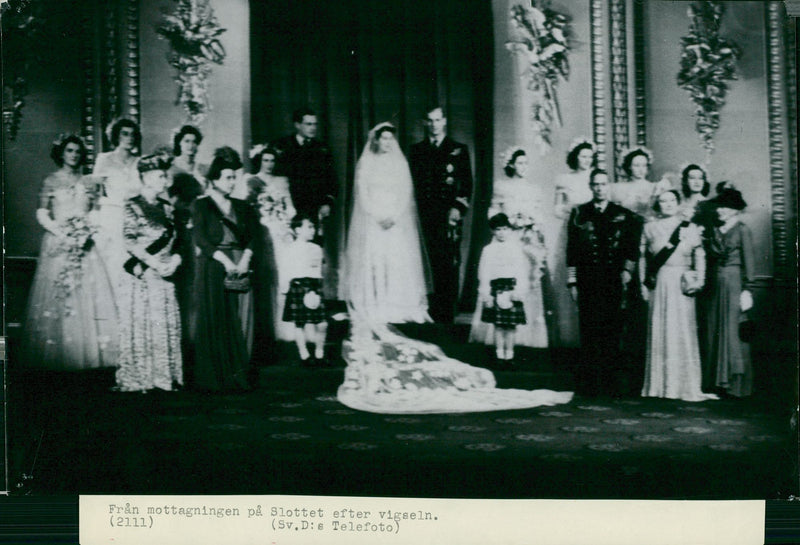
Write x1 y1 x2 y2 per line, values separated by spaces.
8 351 797 500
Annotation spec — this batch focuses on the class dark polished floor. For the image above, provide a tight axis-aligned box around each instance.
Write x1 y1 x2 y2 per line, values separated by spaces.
5 323 797 500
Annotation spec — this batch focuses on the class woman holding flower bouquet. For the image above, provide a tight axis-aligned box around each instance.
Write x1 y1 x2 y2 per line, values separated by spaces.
114 153 183 392
471 147 548 348
244 143 296 342
21 134 119 370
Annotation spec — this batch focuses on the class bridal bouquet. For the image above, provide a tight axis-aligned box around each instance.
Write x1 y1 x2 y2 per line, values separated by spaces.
51 216 97 311
506 1 572 155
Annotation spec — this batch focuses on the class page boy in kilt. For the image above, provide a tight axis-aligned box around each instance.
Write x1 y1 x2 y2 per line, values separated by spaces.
281 213 328 366
476 213 528 367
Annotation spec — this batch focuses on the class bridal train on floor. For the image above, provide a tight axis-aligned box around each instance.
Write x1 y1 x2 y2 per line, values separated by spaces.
336 123 573 414
337 320 573 414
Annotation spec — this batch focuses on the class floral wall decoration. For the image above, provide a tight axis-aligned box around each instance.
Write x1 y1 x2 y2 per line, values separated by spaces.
506 0 572 155
156 0 227 124
1 0 45 140
677 1 741 161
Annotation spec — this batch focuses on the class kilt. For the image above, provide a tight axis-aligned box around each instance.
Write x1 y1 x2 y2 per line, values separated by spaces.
481 278 526 328
282 277 326 325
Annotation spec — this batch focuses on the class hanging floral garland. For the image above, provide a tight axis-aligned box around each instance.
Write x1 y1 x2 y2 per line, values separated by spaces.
1 0 46 140
506 0 571 156
677 1 741 160
156 0 227 124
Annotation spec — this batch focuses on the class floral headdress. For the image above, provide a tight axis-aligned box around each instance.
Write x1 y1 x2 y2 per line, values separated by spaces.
500 145 526 169
567 137 596 155
621 145 653 164
249 143 267 160
52 132 80 150
104 117 134 144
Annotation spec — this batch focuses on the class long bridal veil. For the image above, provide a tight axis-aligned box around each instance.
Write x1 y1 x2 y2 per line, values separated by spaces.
340 122 431 325
337 122 573 414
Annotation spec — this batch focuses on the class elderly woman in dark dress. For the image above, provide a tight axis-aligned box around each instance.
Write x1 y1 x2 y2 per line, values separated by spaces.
192 147 259 391
704 186 755 397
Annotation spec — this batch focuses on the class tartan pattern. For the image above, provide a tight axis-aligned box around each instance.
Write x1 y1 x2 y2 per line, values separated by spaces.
282 277 326 325
481 278 526 327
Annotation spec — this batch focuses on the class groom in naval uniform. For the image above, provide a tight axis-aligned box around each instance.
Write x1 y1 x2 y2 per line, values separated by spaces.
409 106 473 323
566 169 642 398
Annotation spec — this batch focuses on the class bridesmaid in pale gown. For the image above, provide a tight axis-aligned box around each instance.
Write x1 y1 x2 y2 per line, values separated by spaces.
639 190 717 402
550 138 596 347
92 118 143 292
470 147 548 348
21 134 119 370
612 147 671 220
246 143 297 342
679 163 711 221
167 125 206 377
169 124 206 186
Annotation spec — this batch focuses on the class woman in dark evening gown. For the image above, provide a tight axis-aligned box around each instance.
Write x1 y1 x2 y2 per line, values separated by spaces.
191 147 259 391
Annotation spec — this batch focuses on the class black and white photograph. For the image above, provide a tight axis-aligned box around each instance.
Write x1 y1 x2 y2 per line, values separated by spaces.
2 0 797 517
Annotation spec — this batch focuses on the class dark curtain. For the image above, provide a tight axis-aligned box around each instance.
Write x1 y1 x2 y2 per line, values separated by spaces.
250 0 493 310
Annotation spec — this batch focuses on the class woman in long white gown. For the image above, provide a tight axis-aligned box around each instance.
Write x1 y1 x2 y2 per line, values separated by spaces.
247 144 296 342
92 118 143 292
549 139 596 347
341 122 431 324
470 147 548 348
338 127 572 414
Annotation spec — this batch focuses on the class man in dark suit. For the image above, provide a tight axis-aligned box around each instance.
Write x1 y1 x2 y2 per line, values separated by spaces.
273 108 338 299
408 106 473 323
566 169 642 398
272 107 337 225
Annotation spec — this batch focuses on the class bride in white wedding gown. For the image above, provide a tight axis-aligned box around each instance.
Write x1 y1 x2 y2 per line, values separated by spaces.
341 122 432 324
337 123 573 414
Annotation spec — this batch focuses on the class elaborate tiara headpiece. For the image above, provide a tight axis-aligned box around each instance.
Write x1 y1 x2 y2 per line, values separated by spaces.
500 145 526 167
567 137 596 155
621 145 653 163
